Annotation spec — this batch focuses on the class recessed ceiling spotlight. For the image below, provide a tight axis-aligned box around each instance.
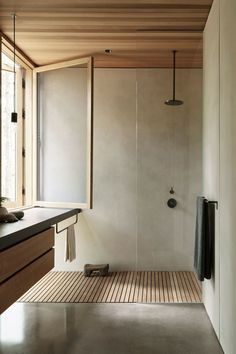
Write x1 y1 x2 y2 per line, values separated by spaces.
105 49 112 54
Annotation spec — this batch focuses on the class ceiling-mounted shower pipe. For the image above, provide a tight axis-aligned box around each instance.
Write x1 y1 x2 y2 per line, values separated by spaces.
165 50 183 106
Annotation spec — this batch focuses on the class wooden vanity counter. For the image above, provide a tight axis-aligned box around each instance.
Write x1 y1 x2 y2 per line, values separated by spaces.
0 207 81 314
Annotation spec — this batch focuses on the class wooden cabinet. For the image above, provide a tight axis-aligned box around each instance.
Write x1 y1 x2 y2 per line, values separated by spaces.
0 228 54 314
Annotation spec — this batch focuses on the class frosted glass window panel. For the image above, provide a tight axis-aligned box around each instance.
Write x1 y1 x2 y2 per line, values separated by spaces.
37 68 87 203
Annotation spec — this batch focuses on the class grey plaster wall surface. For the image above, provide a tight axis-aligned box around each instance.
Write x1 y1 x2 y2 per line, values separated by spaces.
54 68 202 271
136 69 202 270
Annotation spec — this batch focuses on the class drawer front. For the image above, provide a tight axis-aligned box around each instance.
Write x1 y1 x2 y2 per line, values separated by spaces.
0 249 54 314
0 228 54 283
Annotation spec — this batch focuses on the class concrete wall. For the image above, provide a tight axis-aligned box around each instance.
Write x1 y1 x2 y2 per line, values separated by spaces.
136 69 202 270
54 68 202 271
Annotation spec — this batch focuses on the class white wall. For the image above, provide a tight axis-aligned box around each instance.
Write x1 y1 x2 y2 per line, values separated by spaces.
202 0 220 337
219 0 236 352
54 68 202 272
203 0 236 352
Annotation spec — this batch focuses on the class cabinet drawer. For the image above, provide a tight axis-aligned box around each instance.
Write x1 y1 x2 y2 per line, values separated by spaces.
0 228 54 283
0 249 54 314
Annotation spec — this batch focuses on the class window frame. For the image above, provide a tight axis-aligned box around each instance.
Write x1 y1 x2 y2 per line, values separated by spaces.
32 57 94 210
0 34 93 211
1 35 34 209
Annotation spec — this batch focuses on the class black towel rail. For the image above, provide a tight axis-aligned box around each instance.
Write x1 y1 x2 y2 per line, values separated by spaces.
208 201 218 210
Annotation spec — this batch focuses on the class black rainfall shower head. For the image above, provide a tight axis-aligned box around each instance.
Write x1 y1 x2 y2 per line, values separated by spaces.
165 99 183 106
165 50 184 106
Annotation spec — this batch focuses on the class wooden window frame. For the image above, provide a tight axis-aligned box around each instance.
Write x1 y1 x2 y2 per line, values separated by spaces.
33 57 94 210
0 34 34 209
1 34 93 210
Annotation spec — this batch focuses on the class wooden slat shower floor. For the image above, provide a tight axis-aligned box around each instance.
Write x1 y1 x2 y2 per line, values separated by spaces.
18 271 202 304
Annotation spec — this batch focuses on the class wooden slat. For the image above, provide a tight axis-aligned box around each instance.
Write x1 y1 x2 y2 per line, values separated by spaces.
173 272 182 302
119 272 129 302
78 274 99 302
31 271 63 302
0 0 212 67
39 272 67 302
110 272 123 303
150 272 156 303
142 272 148 302
147 271 152 303
133 272 141 302
18 271 202 304
183 272 196 302
83 274 102 302
128 271 138 302
65 272 87 302
159 272 165 302
169 272 178 302
22 271 59 302
94 273 112 302
154 272 159 302
50 271 76 302
62 272 84 302
166 272 174 302
72 274 93 302
19 270 56 302
162 272 169 302
137 271 145 302
104 272 118 302
180 272 192 302
114 272 127 302
101 272 117 302
44 272 71 302
193 271 202 291
124 271 134 302
189 272 202 301
175 271 187 302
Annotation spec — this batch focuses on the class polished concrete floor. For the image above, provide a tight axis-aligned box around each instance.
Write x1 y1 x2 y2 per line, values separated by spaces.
0 303 223 354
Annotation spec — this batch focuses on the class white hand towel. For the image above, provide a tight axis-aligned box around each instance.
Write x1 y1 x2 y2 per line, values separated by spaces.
65 224 76 262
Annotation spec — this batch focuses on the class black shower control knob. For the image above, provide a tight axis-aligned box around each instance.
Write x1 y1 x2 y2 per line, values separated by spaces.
167 198 177 208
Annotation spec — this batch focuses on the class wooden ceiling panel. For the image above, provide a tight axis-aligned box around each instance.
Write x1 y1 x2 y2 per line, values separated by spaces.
0 0 213 68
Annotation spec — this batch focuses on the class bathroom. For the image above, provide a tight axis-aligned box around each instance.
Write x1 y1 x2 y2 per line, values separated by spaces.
2 0 236 353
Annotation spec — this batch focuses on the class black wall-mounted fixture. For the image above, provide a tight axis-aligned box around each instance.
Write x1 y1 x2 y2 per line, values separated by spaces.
167 198 177 208
11 14 17 123
170 186 175 194
165 50 183 106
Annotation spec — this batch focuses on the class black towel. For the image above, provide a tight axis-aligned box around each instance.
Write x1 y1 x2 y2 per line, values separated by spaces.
204 202 215 279
194 197 206 281
194 197 215 281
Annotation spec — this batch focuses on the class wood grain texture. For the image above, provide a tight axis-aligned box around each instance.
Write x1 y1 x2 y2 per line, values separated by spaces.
0 0 213 67
19 270 202 303
0 249 54 314
0 228 54 283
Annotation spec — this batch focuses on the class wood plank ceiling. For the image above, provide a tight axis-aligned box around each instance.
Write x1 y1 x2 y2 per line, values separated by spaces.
0 0 213 68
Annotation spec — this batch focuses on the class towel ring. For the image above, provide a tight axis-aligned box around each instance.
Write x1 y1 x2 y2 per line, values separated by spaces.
55 213 79 234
